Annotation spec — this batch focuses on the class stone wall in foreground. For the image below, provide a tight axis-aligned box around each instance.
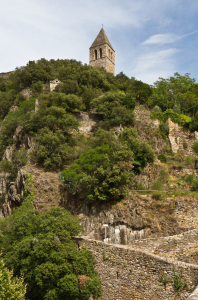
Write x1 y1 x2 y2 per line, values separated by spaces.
75 238 198 300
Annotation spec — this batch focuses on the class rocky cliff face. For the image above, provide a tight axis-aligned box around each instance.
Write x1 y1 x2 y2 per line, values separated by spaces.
2 169 26 217
0 109 197 247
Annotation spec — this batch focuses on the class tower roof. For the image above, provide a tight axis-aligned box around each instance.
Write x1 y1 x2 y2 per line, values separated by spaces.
90 28 114 51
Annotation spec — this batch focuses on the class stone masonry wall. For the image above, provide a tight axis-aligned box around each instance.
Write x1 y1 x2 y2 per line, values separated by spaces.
89 44 115 75
76 238 198 300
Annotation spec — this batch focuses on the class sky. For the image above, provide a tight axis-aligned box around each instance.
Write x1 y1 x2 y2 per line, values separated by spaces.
1 0 198 85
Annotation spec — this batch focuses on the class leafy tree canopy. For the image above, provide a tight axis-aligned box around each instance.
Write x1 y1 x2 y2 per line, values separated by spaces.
149 73 198 116
60 144 134 202
0 256 26 300
91 92 135 129
0 204 101 300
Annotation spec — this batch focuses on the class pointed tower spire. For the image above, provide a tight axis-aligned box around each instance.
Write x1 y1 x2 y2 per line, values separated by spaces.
90 28 114 51
89 28 115 75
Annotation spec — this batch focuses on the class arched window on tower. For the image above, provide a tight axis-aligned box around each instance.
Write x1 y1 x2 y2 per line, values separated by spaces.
94 50 97 60
100 48 102 58
111 52 113 59
109 49 110 57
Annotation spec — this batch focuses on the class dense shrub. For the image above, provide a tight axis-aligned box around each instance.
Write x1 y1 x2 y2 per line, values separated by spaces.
152 105 162 113
191 178 198 191
59 144 134 202
91 92 135 129
33 127 72 170
159 123 169 138
119 128 155 172
158 154 167 163
193 142 198 154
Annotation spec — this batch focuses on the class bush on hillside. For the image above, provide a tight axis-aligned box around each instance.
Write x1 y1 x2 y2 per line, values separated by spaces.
59 144 134 202
33 127 73 170
91 92 135 129
158 154 167 163
193 142 198 154
119 128 155 172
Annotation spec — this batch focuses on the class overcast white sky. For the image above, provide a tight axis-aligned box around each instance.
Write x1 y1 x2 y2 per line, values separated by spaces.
1 0 198 84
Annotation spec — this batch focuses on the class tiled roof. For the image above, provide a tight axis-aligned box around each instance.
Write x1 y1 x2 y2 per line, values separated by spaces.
90 28 114 50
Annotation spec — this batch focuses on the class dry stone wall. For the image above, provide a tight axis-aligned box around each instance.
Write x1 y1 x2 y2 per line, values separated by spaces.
76 237 198 300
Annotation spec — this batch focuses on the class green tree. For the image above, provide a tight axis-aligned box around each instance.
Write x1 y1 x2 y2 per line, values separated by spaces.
60 144 134 202
91 92 135 129
127 80 153 105
150 73 198 115
119 128 155 172
33 127 71 170
0 205 101 300
0 256 26 300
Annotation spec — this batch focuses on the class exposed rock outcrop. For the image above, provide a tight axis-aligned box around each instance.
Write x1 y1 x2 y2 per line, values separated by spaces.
2 126 32 161
168 118 198 154
2 169 26 217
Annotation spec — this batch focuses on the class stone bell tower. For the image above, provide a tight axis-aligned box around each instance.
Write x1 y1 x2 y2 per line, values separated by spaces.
89 28 115 75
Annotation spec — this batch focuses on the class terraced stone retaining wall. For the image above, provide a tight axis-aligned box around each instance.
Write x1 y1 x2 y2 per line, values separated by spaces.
75 238 198 300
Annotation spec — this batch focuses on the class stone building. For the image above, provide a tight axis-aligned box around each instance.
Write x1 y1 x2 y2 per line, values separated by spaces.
89 28 115 75
50 79 62 92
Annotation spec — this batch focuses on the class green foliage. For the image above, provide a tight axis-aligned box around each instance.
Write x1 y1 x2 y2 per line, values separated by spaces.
103 248 110 261
23 173 36 203
0 255 26 300
158 154 167 163
33 127 72 170
159 123 169 139
0 160 17 184
60 144 134 203
159 274 171 290
0 206 101 300
173 268 189 295
14 93 26 106
90 129 118 149
91 92 135 129
152 105 162 113
119 128 155 172
152 192 163 200
0 99 35 157
0 91 16 120
191 178 198 191
184 174 194 184
150 73 198 116
150 109 192 127
12 149 27 170
38 92 85 113
193 142 198 154
126 80 153 104
151 168 169 191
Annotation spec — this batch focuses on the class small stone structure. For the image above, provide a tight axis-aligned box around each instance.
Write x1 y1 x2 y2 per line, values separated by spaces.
0 71 14 78
50 79 62 92
89 28 115 75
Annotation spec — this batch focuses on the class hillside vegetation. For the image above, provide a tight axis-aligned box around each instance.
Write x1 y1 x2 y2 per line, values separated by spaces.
1 59 198 299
